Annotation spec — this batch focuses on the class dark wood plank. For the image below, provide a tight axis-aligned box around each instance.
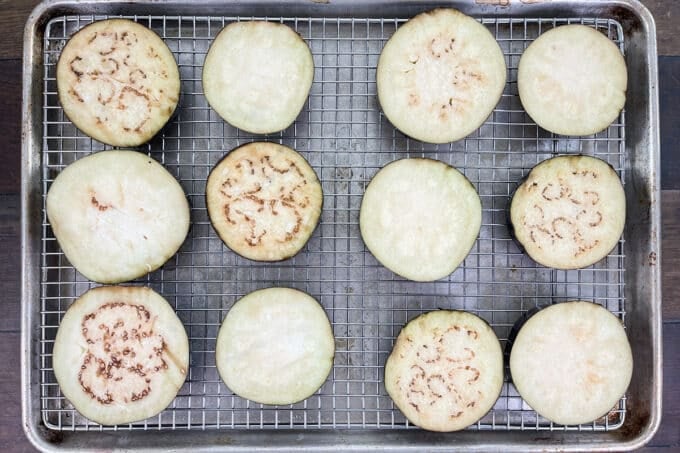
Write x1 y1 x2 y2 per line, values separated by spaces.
0 0 41 59
0 59 21 194
642 0 680 56
662 190 680 320
0 332 37 452
0 193 20 333
641 321 680 449
660 56 680 190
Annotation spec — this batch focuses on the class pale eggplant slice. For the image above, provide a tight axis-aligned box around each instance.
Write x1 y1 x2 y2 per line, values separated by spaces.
46 150 190 284
518 24 627 136
202 21 314 134
215 287 335 405
57 19 180 147
359 158 481 282
385 310 503 432
206 142 322 262
376 8 506 144
509 155 625 269
509 301 633 426
53 286 189 425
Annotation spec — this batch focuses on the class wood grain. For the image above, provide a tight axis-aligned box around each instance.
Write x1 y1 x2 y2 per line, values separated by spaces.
642 0 680 56
0 194 20 333
0 332 35 452
0 60 21 193
0 0 41 59
662 190 680 320
660 57 680 190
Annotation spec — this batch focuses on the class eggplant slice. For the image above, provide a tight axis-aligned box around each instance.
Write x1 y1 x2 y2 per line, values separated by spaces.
215 287 335 405
202 21 314 134
46 150 190 284
53 286 189 425
509 301 633 426
518 24 627 136
360 158 481 282
385 310 503 432
57 19 180 147
376 8 506 144
509 154 625 269
206 142 322 262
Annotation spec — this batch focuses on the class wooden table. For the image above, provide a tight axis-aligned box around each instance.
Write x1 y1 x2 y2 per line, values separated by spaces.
1 1 678 450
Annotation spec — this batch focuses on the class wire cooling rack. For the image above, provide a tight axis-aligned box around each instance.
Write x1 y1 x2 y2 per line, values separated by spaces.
40 14 627 432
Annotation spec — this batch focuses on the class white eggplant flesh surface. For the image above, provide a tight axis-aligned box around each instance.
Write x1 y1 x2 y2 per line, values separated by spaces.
360 158 481 282
46 150 190 284
518 24 627 136
385 310 503 432
509 301 633 426
57 19 180 147
510 154 625 269
206 142 322 262
202 21 314 135
53 286 189 425
215 287 335 406
376 8 506 144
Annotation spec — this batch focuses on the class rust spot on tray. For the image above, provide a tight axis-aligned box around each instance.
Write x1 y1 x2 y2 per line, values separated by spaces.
648 251 657 266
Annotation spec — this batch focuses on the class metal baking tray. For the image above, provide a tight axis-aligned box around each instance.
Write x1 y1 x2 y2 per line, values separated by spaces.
21 0 661 450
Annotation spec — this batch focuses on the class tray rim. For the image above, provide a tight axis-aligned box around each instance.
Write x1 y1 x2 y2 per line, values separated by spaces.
20 0 662 451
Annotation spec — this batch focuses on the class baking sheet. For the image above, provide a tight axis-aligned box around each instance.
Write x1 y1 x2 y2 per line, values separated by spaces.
22 1 661 451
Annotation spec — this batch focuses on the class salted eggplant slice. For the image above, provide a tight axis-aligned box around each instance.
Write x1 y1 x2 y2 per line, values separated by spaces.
46 150 190 284
57 19 180 147
359 158 481 282
376 8 506 144
205 142 322 262
509 301 633 426
509 155 625 269
202 21 314 134
53 286 189 425
518 24 627 136
215 287 335 405
385 310 503 432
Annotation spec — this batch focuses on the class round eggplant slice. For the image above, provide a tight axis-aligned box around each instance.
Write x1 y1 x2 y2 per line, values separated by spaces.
206 142 322 262
360 158 481 282
53 286 189 425
57 19 180 147
385 310 503 432
203 21 314 134
518 24 627 136
46 150 190 284
509 154 625 269
509 301 633 426
376 8 506 144
215 287 335 405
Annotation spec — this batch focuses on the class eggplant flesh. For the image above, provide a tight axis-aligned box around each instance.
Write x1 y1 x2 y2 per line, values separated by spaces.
205 142 322 262
509 301 633 426
46 150 190 284
202 21 314 134
57 19 180 147
52 286 189 425
385 310 503 432
376 8 506 144
360 158 481 282
215 287 334 406
509 154 625 269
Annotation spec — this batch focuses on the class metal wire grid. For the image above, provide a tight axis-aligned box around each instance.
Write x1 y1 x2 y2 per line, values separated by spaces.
39 14 627 432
